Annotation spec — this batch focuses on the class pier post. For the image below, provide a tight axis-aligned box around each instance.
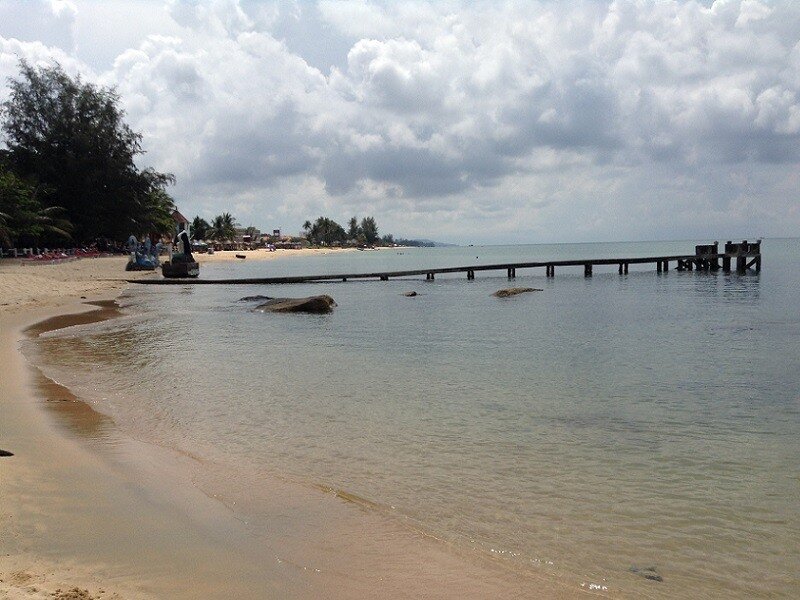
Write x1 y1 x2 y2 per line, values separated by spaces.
624 263 629 274
618 263 623 274
722 256 731 272
584 264 592 277
380 275 389 281
664 260 669 271
657 261 662 273
467 270 475 280
736 256 746 273
342 277 347 282
755 256 761 272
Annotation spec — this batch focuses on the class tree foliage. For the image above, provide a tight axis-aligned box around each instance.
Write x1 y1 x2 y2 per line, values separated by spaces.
191 216 210 240
306 216 346 245
347 216 360 240
360 216 379 245
0 167 71 247
0 61 175 243
209 212 236 241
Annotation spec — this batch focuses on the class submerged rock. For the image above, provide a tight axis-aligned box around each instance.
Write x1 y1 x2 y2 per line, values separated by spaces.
493 287 542 298
239 295 274 302
629 566 663 582
255 295 336 314
403 291 418 297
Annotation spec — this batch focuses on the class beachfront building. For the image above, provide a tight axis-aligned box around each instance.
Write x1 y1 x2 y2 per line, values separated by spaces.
172 210 190 236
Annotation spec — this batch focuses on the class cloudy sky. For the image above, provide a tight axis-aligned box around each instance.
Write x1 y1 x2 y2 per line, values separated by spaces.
1 0 798 243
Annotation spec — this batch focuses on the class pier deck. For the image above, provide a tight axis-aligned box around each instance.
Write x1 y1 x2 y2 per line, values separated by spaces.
128 240 761 285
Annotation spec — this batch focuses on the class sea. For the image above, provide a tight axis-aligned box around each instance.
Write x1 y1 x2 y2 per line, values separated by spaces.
24 239 800 598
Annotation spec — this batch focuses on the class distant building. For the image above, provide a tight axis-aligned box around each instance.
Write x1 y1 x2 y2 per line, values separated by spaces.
172 209 190 235
273 228 281 237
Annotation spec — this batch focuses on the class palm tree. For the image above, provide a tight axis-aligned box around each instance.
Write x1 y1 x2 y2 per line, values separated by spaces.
209 212 236 241
0 170 72 246
30 205 72 241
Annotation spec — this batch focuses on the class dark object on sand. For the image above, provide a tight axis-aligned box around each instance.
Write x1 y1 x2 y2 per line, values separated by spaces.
162 230 199 278
403 291 418 297
126 261 156 272
0 449 14 457
629 566 663 582
162 254 199 278
493 287 541 298
239 295 274 302
236 254 246 259
255 295 336 314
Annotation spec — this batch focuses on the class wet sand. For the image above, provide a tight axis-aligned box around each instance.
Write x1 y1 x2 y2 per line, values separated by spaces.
0 258 588 599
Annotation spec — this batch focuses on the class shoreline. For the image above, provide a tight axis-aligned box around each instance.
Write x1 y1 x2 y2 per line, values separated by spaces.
0 256 585 599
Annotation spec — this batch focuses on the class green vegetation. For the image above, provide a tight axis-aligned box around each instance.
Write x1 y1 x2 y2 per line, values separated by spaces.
191 216 210 241
208 212 236 241
303 214 387 247
0 169 71 247
303 216 347 245
0 61 176 247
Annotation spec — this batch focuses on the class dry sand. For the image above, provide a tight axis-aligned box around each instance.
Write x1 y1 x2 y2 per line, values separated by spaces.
0 254 588 599
194 247 357 264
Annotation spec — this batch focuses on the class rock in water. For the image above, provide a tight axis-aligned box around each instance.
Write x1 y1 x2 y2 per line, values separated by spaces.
239 295 273 302
255 295 337 314
493 287 542 298
629 566 663 582
403 291 418 297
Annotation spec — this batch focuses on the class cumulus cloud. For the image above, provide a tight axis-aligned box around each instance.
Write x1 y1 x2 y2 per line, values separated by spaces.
1 0 799 242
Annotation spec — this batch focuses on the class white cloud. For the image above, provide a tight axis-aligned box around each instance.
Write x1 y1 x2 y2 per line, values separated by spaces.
1 0 799 242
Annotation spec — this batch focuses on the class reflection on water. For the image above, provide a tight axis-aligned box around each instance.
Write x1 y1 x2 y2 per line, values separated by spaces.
26 239 800 599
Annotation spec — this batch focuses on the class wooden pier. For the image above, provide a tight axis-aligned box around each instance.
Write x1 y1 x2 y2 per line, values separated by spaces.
128 240 761 285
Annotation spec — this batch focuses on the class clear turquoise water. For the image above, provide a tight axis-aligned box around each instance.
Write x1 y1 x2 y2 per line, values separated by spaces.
30 239 800 598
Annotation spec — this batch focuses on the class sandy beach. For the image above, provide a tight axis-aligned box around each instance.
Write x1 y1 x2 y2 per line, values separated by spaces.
0 255 584 599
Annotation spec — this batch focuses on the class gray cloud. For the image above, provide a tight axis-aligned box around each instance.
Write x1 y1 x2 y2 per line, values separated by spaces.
1 0 799 243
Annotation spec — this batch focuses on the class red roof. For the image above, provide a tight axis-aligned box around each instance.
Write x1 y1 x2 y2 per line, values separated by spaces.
172 209 189 224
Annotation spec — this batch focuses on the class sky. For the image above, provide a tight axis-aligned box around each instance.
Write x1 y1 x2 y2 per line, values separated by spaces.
0 0 798 244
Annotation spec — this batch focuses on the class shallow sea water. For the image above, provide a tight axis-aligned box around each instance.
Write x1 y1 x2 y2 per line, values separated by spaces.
27 239 800 598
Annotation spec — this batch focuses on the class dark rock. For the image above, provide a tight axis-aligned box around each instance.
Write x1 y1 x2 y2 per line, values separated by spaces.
629 566 663 582
403 291 418 297
235 254 246 259
239 295 274 302
0 449 14 457
493 287 542 298
255 295 336 314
